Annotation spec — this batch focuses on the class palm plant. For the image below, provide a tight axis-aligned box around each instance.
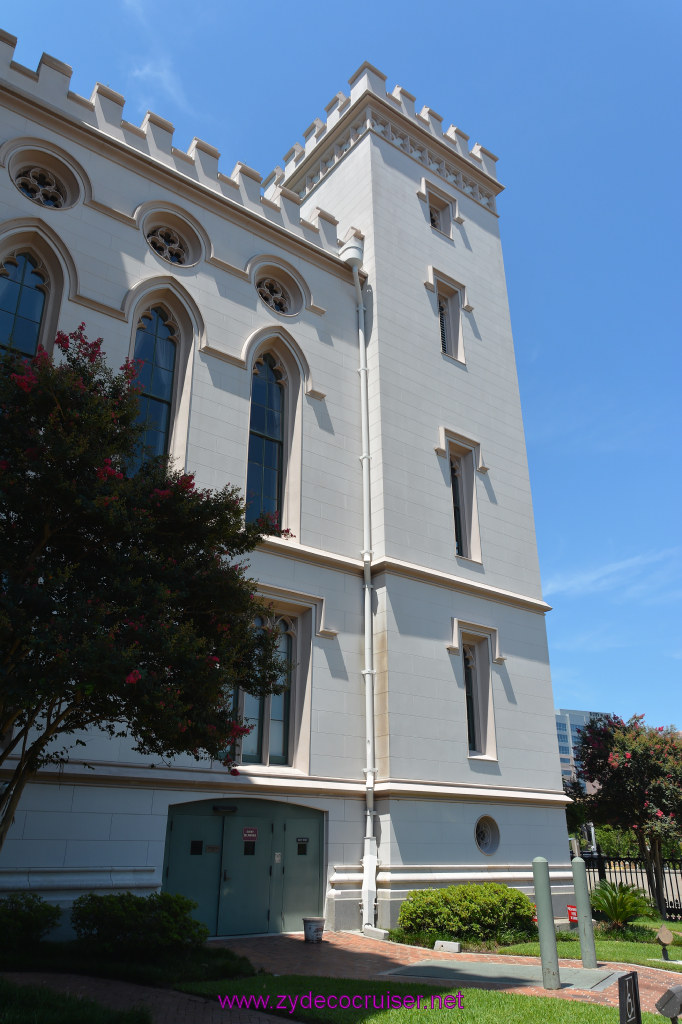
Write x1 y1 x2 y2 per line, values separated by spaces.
589 880 654 929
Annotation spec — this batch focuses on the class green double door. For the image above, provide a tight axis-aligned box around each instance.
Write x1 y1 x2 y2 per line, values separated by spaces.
164 799 323 936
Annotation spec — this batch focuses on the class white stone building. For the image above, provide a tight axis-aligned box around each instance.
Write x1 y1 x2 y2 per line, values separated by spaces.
0 31 571 933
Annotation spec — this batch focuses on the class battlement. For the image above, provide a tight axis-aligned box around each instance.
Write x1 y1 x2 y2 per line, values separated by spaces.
0 29 349 259
272 61 503 214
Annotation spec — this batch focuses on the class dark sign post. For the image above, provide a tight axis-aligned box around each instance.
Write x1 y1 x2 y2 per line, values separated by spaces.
618 972 642 1024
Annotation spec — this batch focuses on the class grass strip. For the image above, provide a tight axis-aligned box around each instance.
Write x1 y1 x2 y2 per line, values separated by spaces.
180 973 661 1024
498 937 682 971
0 977 151 1024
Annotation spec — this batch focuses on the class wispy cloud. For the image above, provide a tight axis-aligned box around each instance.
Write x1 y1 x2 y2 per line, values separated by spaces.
544 548 680 598
130 64 193 116
551 626 632 654
121 0 149 26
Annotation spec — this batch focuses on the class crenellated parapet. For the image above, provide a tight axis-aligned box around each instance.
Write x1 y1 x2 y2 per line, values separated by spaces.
273 62 503 214
0 29 351 259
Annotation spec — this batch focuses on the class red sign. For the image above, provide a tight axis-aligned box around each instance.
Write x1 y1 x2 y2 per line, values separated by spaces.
567 904 578 923
242 827 258 841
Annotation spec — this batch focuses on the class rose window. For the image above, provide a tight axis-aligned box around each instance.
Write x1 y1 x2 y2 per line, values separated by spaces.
15 167 66 209
475 816 500 855
257 277 291 314
146 227 188 265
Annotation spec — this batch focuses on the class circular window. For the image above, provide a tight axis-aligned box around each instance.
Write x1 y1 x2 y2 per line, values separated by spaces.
9 149 80 210
142 211 201 267
146 225 189 265
15 166 66 208
475 816 500 855
257 277 291 314
253 263 303 317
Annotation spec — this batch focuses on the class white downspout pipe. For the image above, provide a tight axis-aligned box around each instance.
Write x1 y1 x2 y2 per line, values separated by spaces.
340 236 377 930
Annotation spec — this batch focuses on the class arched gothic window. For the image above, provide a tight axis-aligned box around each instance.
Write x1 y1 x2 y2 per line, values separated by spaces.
239 616 293 766
133 306 178 462
0 252 47 356
246 352 284 524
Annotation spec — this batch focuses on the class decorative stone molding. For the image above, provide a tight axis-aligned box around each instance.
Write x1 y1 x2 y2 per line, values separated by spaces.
255 583 338 638
435 426 488 472
283 102 499 213
446 619 506 664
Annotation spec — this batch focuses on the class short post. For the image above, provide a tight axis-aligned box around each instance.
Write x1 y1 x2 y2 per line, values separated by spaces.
571 856 597 968
532 856 560 990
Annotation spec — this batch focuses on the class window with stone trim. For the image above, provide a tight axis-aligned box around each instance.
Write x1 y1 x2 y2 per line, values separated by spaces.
246 352 284 525
437 286 461 359
132 306 178 463
0 252 48 356
234 616 294 766
459 631 495 758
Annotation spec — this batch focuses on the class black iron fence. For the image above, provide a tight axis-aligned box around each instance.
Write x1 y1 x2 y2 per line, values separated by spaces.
579 853 682 921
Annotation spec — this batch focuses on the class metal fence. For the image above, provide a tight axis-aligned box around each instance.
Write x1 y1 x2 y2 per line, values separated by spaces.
580 854 682 921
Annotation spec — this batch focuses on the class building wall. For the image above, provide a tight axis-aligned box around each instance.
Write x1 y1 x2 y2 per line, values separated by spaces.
0 37 571 933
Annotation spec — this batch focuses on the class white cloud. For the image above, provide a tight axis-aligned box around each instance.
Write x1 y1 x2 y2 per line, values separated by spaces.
130 64 193 115
544 548 679 598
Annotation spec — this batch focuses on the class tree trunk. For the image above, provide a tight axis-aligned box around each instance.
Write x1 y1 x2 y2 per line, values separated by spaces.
0 757 35 853
635 828 659 910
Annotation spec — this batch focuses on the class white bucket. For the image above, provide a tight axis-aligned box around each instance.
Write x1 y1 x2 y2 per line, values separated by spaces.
302 916 325 943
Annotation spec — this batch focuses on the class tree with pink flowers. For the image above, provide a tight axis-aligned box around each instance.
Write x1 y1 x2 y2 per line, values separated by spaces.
0 328 285 853
568 713 682 915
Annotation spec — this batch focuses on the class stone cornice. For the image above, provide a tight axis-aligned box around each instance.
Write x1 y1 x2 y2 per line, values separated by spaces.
2 760 567 806
260 540 550 613
0 65 356 283
279 91 503 216
375 778 569 806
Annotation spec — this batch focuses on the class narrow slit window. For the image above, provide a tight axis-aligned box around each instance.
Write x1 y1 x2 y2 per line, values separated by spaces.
246 353 284 525
451 459 465 555
463 644 478 752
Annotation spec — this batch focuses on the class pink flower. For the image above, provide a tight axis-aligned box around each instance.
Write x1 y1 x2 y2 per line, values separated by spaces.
229 768 240 776
656 810 664 818
125 669 141 685
625 752 631 759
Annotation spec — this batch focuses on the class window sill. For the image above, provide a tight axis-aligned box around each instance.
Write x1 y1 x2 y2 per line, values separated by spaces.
455 553 483 566
441 351 466 366
467 753 498 763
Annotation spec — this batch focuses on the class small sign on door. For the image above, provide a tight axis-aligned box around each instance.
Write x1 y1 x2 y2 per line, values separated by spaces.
242 827 258 841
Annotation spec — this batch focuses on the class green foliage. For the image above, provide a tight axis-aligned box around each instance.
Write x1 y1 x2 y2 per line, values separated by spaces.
0 979 151 1024
0 328 286 852
71 891 209 959
0 936 254 984
396 882 536 944
0 891 61 948
589 880 654 929
570 714 682 913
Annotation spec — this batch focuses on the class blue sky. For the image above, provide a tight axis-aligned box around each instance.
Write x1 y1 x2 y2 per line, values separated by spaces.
4 0 681 727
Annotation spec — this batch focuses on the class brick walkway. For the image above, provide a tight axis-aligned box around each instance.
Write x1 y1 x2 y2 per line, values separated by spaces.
4 930 682 1021
217 931 681 1014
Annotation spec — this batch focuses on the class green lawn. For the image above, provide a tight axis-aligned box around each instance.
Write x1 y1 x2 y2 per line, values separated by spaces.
0 978 151 1024
181 974 661 1024
498 934 682 972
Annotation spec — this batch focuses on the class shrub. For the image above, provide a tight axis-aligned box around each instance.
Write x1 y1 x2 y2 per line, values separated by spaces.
0 893 61 948
396 883 536 944
71 892 209 959
589 880 654 929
